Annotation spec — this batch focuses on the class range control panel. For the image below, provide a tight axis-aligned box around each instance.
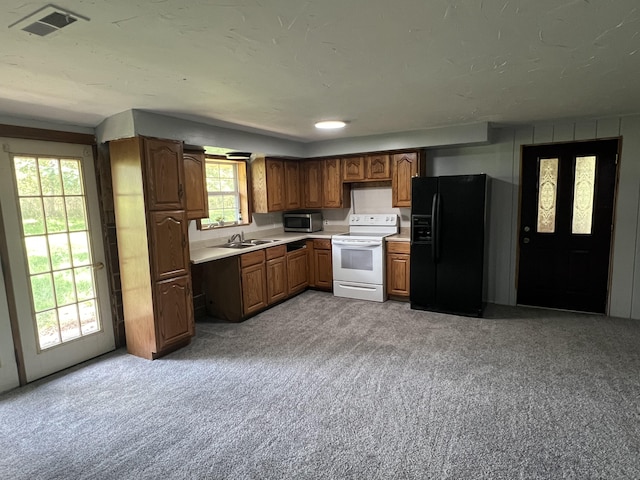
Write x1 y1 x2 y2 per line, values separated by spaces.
348 214 398 227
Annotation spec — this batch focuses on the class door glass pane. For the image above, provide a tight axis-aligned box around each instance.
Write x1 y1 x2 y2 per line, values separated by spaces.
537 158 559 233
12 155 102 351
572 156 596 235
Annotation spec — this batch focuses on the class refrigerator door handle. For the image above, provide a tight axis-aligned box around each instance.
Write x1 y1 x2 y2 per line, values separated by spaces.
431 193 438 262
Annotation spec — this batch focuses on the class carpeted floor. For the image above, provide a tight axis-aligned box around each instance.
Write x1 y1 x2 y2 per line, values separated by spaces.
1 290 640 479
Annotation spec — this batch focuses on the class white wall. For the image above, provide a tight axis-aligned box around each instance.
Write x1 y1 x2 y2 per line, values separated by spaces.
428 116 640 319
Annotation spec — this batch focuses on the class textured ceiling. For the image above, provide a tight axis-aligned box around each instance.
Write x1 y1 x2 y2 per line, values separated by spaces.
2 1 639 142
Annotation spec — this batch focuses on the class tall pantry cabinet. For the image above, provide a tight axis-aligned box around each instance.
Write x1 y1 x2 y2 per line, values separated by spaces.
109 136 194 359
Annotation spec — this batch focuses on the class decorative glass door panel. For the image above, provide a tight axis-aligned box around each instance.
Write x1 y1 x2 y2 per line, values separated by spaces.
14 155 101 350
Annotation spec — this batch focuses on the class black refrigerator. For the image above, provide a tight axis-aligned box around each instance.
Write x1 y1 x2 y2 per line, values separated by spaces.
410 174 488 317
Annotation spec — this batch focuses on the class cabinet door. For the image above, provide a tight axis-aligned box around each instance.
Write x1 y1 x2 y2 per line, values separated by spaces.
323 158 343 208
154 275 194 352
314 248 333 290
303 160 323 208
287 249 309 295
143 138 185 211
149 210 189 281
392 152 419 207
266 159 286 211
242 263 268 315
183 150 208 220
266 256 288 305
387 243 410 297
284 160 302 210
343 157 365 181
366 154 391 180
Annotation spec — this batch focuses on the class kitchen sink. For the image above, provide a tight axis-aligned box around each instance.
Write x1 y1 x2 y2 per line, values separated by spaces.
243 239 277 245
218 242 251 249
216 239 277 249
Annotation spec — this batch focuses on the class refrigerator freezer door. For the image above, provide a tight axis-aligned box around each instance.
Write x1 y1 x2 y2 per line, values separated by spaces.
436 174 486 315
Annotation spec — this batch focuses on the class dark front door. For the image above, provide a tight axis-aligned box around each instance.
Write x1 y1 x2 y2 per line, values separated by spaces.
517 139 619 313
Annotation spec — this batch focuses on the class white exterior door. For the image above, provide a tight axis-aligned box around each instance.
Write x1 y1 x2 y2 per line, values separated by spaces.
0 138 115 383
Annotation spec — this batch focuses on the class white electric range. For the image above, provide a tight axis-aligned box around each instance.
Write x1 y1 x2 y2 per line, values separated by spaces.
332 214 399 302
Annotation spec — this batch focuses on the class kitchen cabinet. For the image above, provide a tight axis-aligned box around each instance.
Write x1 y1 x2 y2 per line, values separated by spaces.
386 241 410 298
109 136 194 359
302 158 350 209
343 154 391 182
143 138 185 211
392 151 426 207
323 158 350 208
284 160 302 210
266 245 288 305
287 247 309 295
148 210 190 281
343 157 365 181
241 250 268 316
312 239 332 291
302 160 323 208
366 154 391 180
202 242 308 322
183 148 208 220
252 157 302 212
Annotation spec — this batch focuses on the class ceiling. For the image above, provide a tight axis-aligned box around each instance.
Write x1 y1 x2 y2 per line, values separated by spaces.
2 1 639 143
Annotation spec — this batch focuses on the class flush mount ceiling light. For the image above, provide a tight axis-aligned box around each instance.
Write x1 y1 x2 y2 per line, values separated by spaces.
8 4 89 37
315 120 347 130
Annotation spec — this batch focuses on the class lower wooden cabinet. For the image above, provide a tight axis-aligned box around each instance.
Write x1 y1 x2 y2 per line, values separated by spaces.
240 250 268 316
202 242 308 322
386 241 410 299
287 247 309 295
266 245 288 305
155 275 195 351
310 239 332 291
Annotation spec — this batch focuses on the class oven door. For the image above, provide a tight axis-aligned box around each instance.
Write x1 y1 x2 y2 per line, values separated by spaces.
332 238 384 284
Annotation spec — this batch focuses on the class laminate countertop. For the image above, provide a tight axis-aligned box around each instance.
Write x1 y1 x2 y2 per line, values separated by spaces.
190 228 348 264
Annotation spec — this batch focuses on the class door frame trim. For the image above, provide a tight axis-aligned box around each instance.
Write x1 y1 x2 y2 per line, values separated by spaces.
0 126 97 386
515 137 622 315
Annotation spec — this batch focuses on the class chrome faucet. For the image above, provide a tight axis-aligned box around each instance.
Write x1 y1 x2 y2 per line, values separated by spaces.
228 231 244 243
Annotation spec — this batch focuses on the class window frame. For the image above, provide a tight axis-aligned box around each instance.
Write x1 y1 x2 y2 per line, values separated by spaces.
196 155 251 230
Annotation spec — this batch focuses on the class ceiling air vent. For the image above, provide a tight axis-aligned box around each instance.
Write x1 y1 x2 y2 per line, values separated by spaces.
9 4 89 37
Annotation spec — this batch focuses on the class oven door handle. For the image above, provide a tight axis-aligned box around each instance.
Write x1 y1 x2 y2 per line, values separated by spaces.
332 240 382 248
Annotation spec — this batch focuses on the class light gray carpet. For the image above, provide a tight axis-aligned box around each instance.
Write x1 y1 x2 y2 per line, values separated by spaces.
2 290 640 479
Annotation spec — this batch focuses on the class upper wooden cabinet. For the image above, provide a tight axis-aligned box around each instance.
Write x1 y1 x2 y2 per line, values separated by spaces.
302 158 350 209
284 160 302 210
392 151 426 207
367 154 391 179
143 138 185 211
323 158 350 208
183 149 208 220
252 157 301 212
343 154 391 182
303 160 323 209
343 157 365 181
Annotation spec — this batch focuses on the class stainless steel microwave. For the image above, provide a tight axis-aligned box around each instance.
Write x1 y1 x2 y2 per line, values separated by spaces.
283 212 323 232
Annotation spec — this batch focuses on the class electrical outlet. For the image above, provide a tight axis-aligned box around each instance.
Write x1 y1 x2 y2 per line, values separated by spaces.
324 219 329 225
